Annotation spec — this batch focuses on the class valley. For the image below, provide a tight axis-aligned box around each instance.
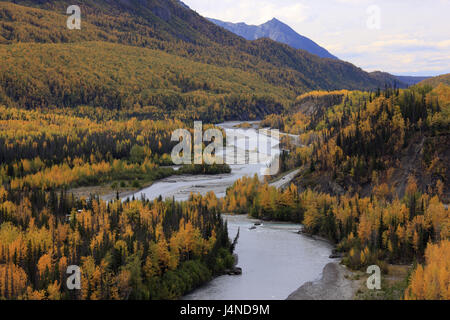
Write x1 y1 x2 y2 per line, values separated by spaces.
0 0 448 303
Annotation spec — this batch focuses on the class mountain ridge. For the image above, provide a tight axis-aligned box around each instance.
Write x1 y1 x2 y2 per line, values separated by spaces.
395 75 431 86
417 73 450 87
208 17 338 60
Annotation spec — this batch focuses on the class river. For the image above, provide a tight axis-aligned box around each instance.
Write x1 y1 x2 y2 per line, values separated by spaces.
124 121 333 300
126 121 280 201
183 215 333 300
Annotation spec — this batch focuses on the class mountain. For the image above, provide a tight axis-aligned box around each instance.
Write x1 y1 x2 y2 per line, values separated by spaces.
0 0 401 120
209 17 338 60
395 75 431 86
369 71 409 88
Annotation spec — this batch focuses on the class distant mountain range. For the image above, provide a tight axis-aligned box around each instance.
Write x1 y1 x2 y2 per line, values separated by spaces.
208 17 433 86
369 72 431 87
394 75 431 86
209 17 338 60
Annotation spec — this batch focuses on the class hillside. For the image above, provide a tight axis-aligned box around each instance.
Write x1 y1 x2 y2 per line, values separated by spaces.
208 17 338 59
418 73 450 87
271 86 450 202
0 0 402 118
0 41 288 121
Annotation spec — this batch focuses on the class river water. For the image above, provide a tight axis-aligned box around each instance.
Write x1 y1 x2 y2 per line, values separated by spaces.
183 215 332 300
125 121 333 300
126 121 280 201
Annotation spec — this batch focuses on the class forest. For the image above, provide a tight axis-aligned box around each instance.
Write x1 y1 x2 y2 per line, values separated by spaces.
263 83 449 198
220 175 449 299
0 104 238 300
0 41 288 122
1 83 448 299
0 188 235 299
0 105 180 189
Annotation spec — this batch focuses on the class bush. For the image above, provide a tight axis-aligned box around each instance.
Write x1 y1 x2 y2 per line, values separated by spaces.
132 180 142 188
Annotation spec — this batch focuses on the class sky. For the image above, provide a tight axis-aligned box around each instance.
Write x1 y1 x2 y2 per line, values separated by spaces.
182 0 450 76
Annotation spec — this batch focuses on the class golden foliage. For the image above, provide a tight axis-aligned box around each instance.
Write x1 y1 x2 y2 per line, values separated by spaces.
405 240 450 300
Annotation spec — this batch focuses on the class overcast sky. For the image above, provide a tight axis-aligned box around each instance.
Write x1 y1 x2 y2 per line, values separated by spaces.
183 0 450 76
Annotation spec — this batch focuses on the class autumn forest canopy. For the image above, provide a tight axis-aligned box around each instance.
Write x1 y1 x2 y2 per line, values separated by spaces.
0 0 449 301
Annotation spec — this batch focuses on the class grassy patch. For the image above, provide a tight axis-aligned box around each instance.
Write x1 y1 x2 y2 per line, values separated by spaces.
354 264 412 300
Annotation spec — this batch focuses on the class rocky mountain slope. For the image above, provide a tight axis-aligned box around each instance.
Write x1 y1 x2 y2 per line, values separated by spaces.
208 17 337 59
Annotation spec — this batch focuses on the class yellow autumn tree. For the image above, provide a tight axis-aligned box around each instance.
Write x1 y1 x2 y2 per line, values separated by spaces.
405 240 450 300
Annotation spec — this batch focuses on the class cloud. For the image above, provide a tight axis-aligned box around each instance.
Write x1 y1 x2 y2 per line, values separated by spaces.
368 39 450 51
337 35 450 58
185 0 309 24
437 40 450 49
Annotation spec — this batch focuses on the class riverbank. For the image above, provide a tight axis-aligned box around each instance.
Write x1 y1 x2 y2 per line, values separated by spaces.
287 257 412 300
287 262 363 300
71 164 230 202
289 229 363 300
69 181 154 201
